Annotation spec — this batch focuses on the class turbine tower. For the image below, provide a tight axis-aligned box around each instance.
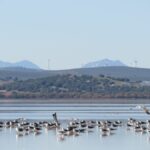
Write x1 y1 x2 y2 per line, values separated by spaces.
48 59 50 70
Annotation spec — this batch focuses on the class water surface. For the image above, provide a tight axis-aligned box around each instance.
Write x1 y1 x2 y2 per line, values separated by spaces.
0 99 150 150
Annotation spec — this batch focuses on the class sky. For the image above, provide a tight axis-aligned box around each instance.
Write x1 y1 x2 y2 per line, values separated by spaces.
0 0 150 70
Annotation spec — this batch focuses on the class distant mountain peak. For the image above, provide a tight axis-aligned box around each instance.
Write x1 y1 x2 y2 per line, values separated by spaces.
0 60 40 70
82 59 127 68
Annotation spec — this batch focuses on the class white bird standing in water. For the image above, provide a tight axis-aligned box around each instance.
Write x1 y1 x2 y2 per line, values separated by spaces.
136 105 150 115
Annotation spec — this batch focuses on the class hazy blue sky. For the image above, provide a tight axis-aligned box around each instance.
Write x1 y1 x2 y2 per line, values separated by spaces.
0 0 150 69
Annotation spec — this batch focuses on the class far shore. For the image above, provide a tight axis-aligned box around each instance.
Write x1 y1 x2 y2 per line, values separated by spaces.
0 98 150 104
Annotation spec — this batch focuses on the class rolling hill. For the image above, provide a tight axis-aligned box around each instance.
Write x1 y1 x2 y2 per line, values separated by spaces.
0 66 150 81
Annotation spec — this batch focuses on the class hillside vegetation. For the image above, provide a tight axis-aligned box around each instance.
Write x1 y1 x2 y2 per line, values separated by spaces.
0 74 150 99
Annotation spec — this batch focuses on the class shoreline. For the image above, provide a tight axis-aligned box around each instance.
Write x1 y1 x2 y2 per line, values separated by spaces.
0 98 150 104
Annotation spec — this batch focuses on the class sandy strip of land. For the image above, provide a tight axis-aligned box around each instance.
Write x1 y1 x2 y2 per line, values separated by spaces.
0 98 149 104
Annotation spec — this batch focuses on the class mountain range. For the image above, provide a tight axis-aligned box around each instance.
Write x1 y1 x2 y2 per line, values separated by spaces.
0 60 40 70
82 59 127 68
0 59 127 70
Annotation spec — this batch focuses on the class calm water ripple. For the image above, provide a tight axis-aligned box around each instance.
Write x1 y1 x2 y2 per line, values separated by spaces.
0 101 150 150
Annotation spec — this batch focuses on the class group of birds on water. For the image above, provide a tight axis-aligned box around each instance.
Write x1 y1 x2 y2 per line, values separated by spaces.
0 113 123 139
0 104 150 140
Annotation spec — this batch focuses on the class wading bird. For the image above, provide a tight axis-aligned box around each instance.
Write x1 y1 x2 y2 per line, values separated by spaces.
136 105 150 115
52 112 60 127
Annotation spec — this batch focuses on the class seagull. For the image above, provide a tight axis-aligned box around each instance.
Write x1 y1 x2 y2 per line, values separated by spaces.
136 105 150 115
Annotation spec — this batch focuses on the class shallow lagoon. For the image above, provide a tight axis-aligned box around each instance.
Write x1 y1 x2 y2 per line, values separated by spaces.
0 102 150 150
1 122 150 150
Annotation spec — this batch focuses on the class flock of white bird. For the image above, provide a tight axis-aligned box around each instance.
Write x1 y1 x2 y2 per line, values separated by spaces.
0 105 149 141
